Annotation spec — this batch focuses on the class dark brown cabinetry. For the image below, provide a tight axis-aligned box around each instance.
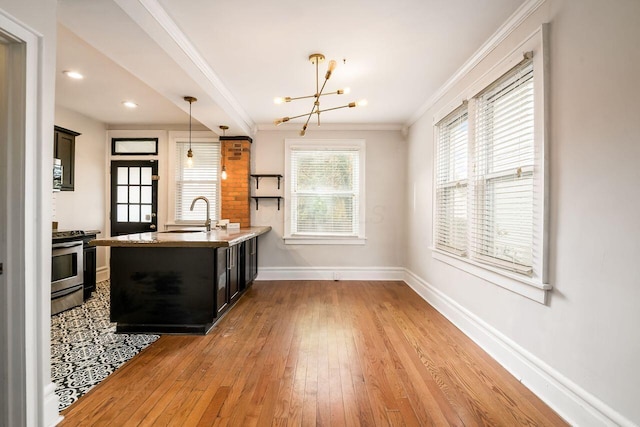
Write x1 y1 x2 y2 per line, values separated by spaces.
228 245 240 303
54 126 80 191
81 233 97 300
215 247 228 314
241 237 258 290
110 239 259 334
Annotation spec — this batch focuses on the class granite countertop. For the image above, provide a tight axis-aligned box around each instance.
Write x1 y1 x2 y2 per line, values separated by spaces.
90 226 271 248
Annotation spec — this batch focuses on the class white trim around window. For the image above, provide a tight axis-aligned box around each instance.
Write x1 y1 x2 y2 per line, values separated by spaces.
284 139 366 245
432 25 550 303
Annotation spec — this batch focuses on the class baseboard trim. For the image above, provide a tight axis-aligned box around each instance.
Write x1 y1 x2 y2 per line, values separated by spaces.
43 381 63 427
257 266 404 281
96 267 109 283
403 269 633 427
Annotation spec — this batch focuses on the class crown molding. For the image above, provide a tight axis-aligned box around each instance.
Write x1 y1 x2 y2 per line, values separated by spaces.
407 0 546 126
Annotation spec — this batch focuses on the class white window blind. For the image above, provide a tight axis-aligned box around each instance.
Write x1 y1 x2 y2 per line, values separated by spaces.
174 141 220 222
435 107 469 256
472 59 534 274
290 148 360 236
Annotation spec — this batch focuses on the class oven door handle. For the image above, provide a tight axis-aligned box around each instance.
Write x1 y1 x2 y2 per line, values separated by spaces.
52 241 83 249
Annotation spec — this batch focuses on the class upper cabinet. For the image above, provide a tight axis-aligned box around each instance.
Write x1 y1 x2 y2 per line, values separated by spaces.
54 126 80 191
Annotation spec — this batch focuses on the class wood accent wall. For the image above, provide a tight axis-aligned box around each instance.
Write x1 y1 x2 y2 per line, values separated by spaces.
220 136 251 227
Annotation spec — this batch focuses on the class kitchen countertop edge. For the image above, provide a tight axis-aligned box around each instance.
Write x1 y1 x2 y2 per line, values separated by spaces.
89 226 271 248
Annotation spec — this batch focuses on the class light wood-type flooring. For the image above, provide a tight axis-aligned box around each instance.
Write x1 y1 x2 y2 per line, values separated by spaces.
60 280 567 426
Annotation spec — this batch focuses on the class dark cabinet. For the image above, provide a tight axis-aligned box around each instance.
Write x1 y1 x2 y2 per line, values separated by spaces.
242 237 258 289
216 245 240 312
108 237 262 334
54 126 80 191
215 247 228 314
81 234 97 300
228 245 240 302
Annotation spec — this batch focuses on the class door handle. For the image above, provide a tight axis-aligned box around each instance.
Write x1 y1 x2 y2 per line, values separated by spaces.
149 224 157 230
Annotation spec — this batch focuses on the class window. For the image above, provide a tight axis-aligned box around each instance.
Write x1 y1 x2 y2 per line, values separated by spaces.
174 140 220 222
435 107 468 256
472 60 535 274
285 139 366 244
433 27 548 300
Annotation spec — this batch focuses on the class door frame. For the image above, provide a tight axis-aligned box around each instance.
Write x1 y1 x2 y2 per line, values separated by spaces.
0 9 61 427
110 160 159 235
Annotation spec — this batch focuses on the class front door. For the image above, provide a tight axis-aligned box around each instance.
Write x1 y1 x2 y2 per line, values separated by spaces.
110 160 158 236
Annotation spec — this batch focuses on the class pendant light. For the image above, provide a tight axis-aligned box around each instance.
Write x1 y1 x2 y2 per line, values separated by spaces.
219 125 229 180
184 96 197 168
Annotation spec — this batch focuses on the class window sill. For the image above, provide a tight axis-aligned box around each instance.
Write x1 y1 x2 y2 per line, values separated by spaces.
284 236 366 245
431 248 551 304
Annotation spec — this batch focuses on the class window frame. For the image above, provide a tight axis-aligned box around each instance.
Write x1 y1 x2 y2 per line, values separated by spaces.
284 139 366 245
167 131 221 226
431 26 550 303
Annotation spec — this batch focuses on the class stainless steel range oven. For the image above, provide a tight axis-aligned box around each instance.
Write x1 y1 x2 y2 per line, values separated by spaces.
51 240 84 315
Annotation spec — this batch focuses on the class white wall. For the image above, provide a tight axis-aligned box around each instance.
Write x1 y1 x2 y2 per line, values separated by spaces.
54 106 108 272
252 129 406 276
405 0 640 424
0 0 60 425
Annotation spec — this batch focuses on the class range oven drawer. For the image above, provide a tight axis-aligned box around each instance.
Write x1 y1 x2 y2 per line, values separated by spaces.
51 240 84 314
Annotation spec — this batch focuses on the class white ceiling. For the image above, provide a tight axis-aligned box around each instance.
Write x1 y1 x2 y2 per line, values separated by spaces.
56 0 526 136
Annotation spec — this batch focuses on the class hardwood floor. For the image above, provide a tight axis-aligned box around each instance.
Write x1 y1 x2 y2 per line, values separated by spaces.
60 281 567 426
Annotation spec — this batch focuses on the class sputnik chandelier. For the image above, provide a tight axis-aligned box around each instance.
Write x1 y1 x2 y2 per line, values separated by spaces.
274 53 367 136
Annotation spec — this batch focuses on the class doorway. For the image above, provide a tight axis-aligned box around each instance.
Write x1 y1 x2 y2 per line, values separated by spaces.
0 14 60 426
110 160 159 235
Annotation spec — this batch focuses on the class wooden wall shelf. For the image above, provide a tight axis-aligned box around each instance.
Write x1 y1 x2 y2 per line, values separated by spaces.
251 196 282 210
250 174 282 189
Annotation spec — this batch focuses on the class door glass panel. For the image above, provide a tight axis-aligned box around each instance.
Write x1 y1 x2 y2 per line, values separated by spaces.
129 167 140 185
117 204 128 222
117 186 128 203
141 205 152 223
129 205 140 222
129 186 140 203
117 167 128 185
141 167 152 185
141 186 152 203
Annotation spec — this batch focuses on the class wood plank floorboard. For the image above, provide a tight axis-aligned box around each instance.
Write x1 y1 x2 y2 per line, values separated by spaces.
60 281 567 426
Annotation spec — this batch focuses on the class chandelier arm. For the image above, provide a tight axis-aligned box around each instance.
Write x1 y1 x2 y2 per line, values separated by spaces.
316 103 354 114
283 92 342 103
288 94 317 102
301 105 316 131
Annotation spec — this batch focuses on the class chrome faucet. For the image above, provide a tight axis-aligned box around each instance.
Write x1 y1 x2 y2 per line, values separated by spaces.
189 196 211 231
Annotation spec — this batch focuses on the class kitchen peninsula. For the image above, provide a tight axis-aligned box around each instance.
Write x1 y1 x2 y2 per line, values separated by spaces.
91 226 270 334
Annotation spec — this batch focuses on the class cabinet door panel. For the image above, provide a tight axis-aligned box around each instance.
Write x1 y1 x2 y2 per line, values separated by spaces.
216 248 228 314
229 245 239 302
54 127 79 191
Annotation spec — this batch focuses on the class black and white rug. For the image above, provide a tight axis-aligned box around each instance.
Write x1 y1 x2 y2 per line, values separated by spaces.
50 280 159 411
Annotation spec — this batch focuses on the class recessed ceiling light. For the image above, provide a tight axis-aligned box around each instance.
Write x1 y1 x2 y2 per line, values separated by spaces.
122 101 138 108
63 70 84 80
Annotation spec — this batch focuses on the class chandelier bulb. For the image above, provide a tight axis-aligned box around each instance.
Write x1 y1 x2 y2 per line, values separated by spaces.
274 117 290 126
325 59 337 79
274 97 284 104
357 99 368 107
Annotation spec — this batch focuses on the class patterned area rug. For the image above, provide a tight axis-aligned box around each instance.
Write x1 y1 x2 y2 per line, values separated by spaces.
50 280 159 411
